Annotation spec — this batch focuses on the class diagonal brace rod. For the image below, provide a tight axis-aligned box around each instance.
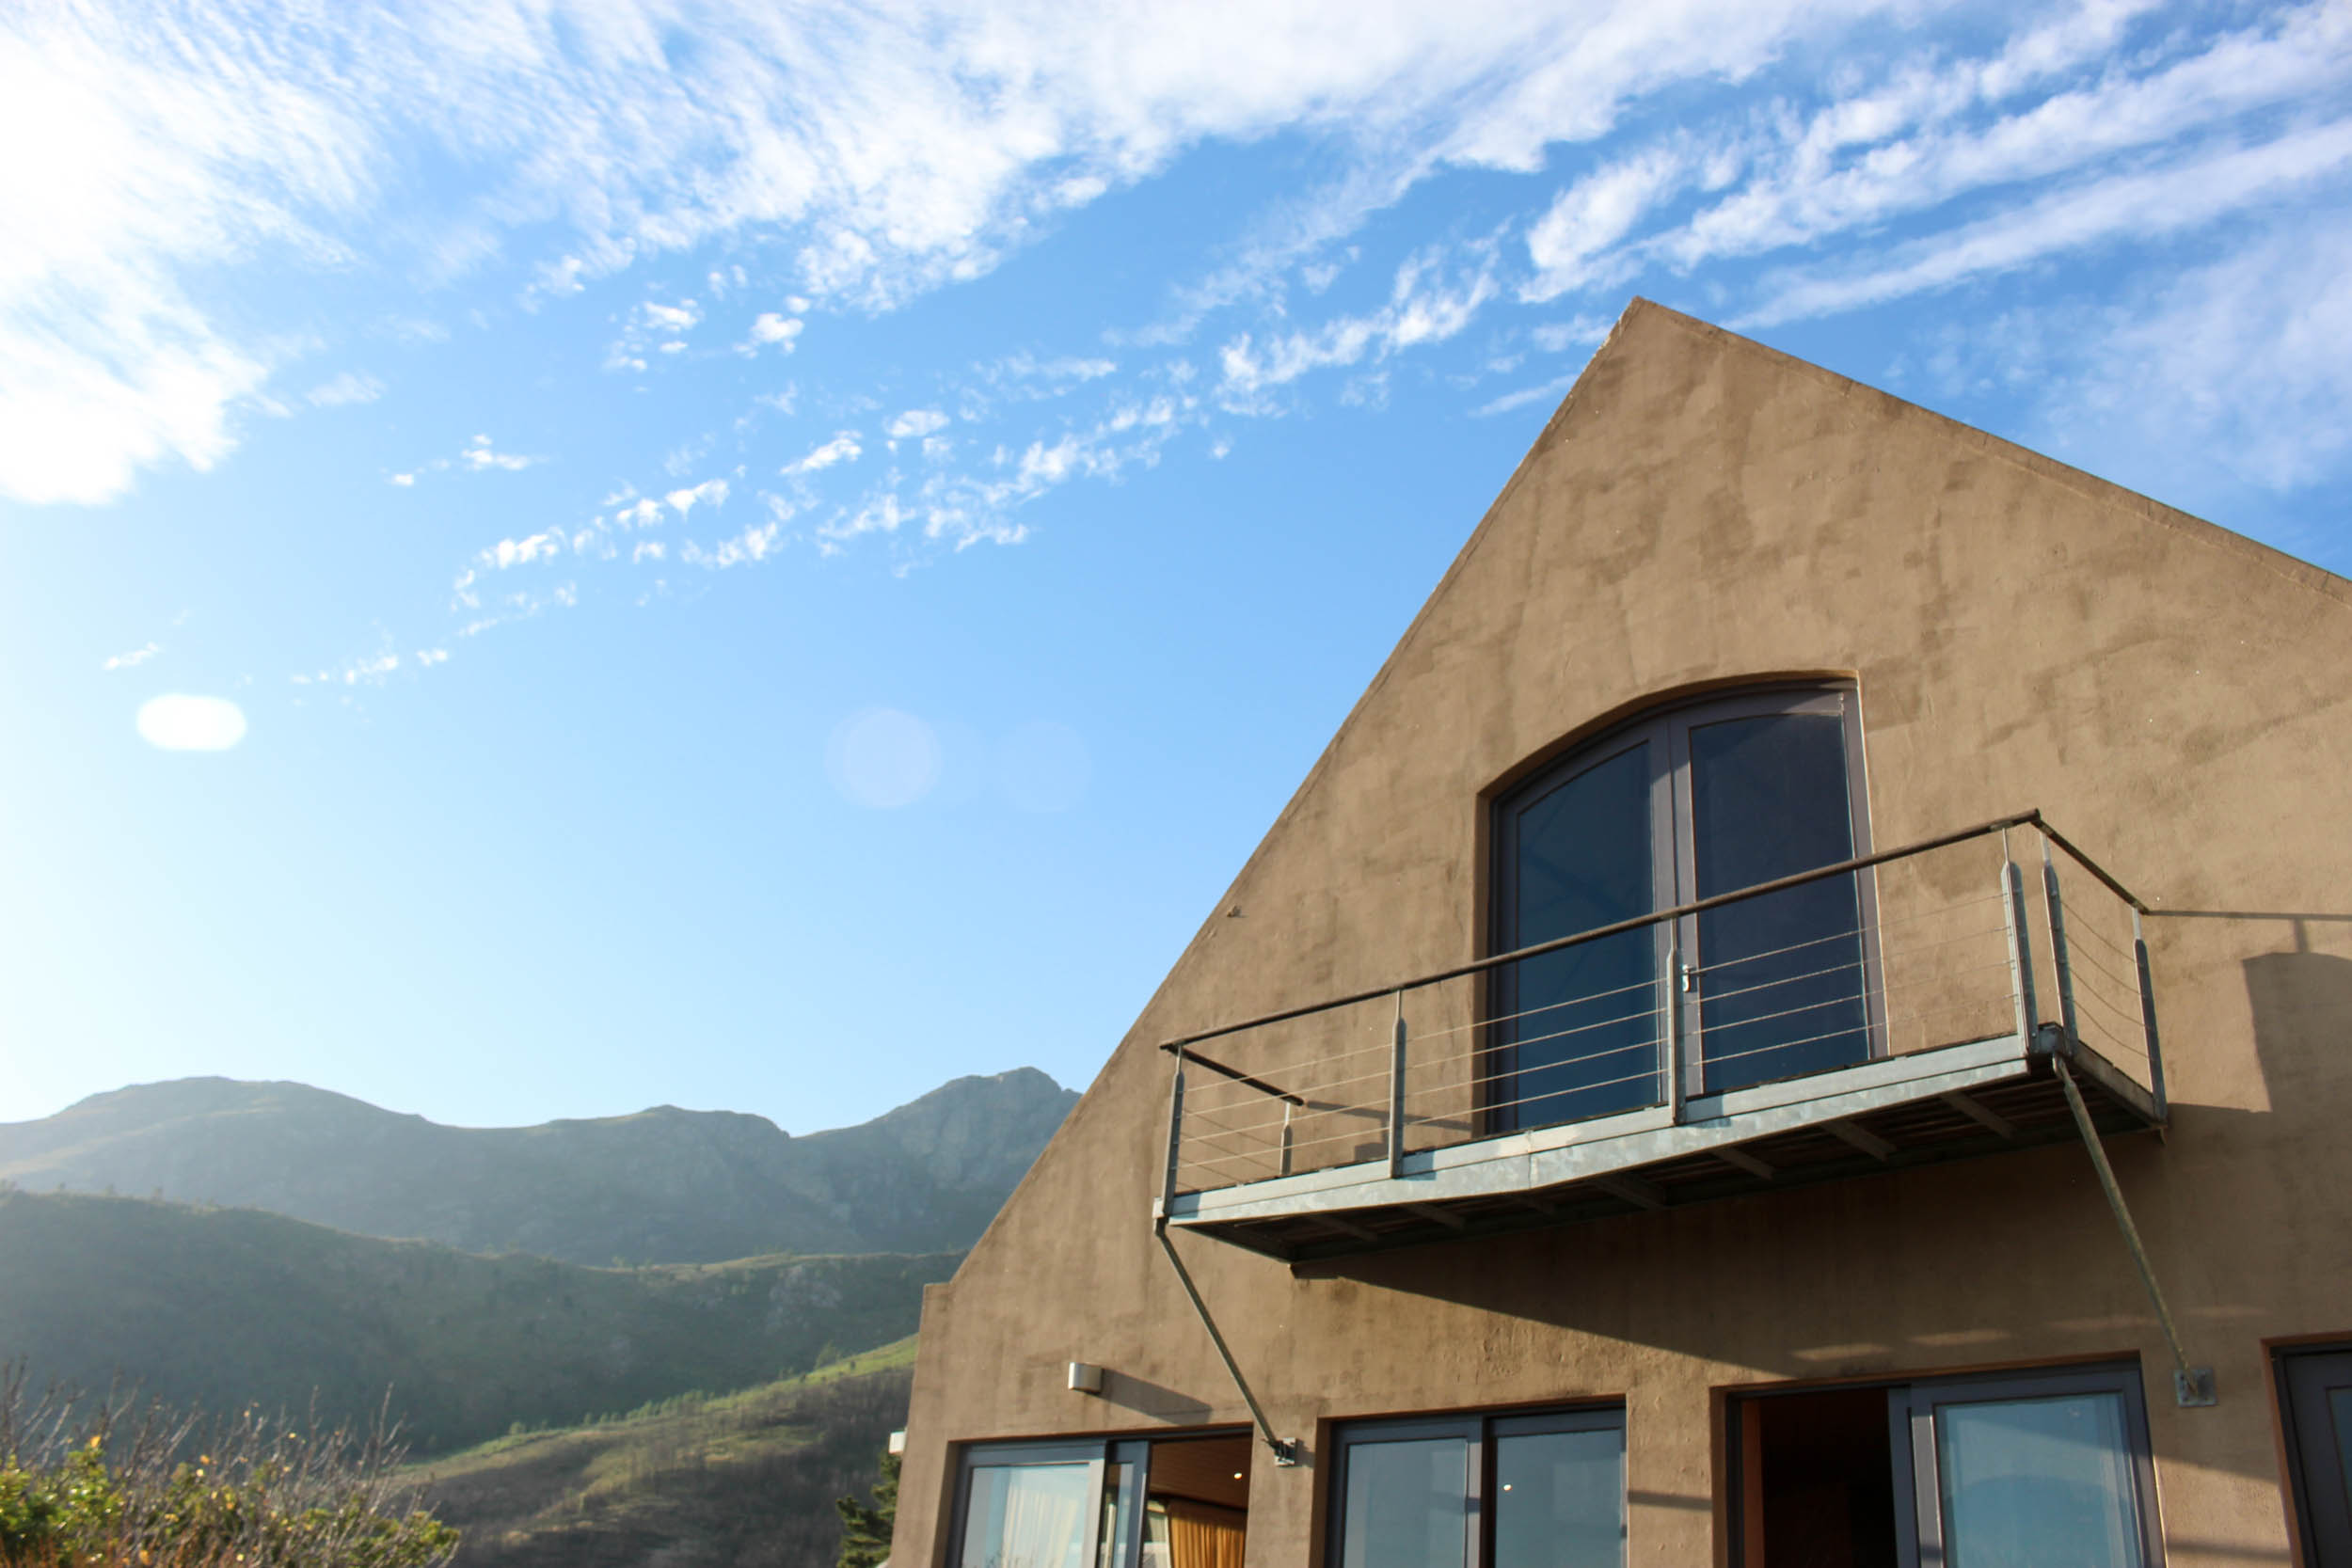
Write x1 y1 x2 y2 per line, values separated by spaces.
1153 1223 1300 1463
2055 1059 2215 1407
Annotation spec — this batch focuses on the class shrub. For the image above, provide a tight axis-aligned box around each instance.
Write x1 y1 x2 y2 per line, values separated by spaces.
0 1369 456 1568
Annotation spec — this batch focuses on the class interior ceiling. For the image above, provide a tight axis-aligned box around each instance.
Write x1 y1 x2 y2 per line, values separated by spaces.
1148 1434 1251 1512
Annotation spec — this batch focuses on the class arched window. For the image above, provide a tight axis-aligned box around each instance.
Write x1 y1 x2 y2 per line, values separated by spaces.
1486 686 1876 1132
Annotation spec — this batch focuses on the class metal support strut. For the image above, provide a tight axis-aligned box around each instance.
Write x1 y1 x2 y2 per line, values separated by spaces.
2054 1058 2216 1408
1152 1227 1299 1465
1154 1047 1300 1464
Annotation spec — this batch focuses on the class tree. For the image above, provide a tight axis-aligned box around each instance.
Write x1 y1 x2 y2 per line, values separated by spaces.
834 1449 898 1568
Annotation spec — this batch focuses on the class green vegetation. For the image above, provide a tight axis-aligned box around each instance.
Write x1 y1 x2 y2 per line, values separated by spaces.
0 1190 955 1455
414 1341 916 1568
0 1070 1075 1265
833 1450 897 1568
0 1374 455 1568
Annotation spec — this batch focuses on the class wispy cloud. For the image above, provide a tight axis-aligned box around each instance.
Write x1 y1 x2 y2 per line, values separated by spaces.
885 409 950 441
666 477 730 519
460 434 537 472
0 0 1915 504
1743 119 2352 325
305 371 384 407
1218 245 1499 401
102 641 162 671
741 312 804 353
783 433 863 475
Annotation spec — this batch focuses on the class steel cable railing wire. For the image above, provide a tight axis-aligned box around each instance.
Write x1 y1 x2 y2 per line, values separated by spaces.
1184 942 2022 1151
1177 978 1651 1112
1180 988 2052 1191
1692 987 2022 1073
1182 1004 1673 1145
1184 988 1674 1132
1183 1029 2152 1189
1173 865 2076 1189
1678 921 2004 1014
2058 936 2139 1003
1677 952 2013 1046
1179 889 2014 1113
1184 932 2014 1142
2058 906 2138 963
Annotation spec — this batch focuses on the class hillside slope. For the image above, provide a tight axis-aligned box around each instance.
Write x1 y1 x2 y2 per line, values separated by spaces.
416 1342 914 1568
0 1188 955 1454
0 1069 1073 1264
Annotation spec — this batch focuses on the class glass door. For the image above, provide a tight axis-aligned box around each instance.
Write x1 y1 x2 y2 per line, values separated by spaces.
1670 689 1876 1097
1488 736 1673 1132
1489 685 1875 1131
2279 1346 2352 1565
1732 1364 2159 1568
1893 1369 2158 1568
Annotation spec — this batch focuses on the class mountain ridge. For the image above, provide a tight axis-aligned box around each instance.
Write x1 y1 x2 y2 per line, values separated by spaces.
0 1186 954 1455
0 1068 1076 1266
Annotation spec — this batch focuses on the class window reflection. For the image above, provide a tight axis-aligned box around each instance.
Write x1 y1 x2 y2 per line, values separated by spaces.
961 1462 1098 1568
1936 1394 2143 1568
1494 1427 1625 1568
1340 1436 1470 1568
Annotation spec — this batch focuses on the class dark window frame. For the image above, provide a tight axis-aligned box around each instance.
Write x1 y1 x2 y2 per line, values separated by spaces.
1485 682 1881 1132
2275 1342 2352 1566
1325 1403 1627 1568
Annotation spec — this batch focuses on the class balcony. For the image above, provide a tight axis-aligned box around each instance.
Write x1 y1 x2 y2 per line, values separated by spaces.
1152 814 2166 1265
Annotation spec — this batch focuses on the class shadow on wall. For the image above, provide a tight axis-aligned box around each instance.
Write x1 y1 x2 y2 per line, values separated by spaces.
1097 1370 1215 1426
2136 908 2352 1116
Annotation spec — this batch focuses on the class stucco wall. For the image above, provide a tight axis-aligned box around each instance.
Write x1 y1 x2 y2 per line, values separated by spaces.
894 299 2352 1568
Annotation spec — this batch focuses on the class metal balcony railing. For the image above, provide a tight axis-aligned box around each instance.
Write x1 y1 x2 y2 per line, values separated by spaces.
1152 813 2165 1261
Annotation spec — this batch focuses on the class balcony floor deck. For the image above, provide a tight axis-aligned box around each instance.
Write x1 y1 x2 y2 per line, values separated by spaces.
1161 1030 2162 1265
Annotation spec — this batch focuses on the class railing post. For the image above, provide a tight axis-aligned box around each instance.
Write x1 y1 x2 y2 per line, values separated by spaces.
1388 991 1407 1180
2003 854 2039 1043
2134 910 2169 1120
1279 1101 1295 1179
1663 927 1685 1122
1159 1048 1187 1223
2042 843 2081 1051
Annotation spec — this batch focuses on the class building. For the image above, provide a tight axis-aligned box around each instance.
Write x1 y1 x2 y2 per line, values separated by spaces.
891 300 2352 1567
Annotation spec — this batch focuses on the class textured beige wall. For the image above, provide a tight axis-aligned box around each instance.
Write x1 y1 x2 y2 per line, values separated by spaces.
894 299 2352 1568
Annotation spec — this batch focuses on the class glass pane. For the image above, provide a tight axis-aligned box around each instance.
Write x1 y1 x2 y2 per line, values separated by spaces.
1495 1426 1625 1568
961 1462 1097 1568
1341 1436 1470 1568
1499 742 1660 1130
1100 1459 1138 1568
2330 1386 2352 1526
1935 1393 2143 1568
1690 712 1867 1092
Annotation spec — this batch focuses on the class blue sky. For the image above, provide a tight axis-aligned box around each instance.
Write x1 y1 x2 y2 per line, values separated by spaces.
3 0 2347 1134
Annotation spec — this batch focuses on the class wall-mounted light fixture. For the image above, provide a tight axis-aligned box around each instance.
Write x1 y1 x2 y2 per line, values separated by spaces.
1068 1362 1105 1395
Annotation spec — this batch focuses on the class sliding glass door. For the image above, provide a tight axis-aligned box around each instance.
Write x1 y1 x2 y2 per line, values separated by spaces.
1734 1363 2159 1568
